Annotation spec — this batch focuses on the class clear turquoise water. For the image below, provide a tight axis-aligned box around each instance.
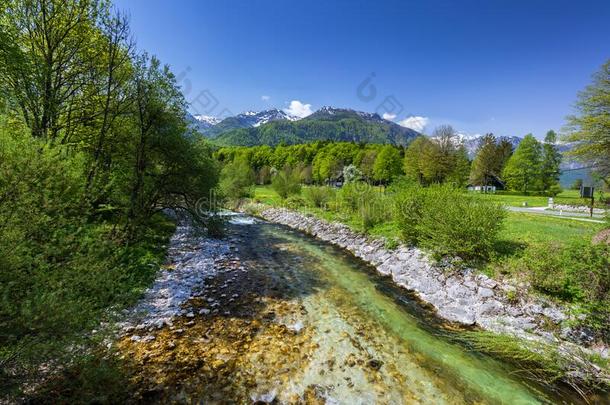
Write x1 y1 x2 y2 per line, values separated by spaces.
230 217 606 404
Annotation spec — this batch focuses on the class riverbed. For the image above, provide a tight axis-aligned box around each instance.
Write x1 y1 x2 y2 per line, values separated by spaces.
117 214 608 404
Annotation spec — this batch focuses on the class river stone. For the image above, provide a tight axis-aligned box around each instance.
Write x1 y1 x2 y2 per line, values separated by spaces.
438 305 476 325
477 287 494 298
476 300 504 316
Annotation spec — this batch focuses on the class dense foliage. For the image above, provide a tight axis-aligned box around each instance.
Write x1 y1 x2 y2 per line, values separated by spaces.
0 0 218 397
565 60 610 187
394 184 506 260
515 241 610 340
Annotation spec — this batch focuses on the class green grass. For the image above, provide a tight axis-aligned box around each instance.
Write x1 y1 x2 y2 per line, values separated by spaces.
473 189 598 208
500 212 602 245
254 186 602 248
253 185 284 205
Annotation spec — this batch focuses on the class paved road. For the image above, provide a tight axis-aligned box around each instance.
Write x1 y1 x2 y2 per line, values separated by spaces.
506 206 606 223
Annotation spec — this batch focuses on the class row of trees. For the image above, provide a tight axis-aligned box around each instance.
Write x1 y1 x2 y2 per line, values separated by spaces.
217 124 564 195
471 131 562 194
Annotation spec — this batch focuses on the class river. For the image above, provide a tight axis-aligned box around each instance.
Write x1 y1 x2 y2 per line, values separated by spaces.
118 214 607 404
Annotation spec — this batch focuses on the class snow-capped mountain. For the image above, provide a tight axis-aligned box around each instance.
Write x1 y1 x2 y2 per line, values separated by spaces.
193 114 222 126
189 108 299 137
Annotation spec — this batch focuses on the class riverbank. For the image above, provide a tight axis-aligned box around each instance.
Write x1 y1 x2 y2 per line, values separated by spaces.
113 213 605 403
241 203 610 389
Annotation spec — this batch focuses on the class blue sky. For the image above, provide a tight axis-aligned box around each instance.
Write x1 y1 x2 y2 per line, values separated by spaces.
114 0 609 138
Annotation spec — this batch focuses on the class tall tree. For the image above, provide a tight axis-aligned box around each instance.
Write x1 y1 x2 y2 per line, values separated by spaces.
0 0 103 141
469 133 499 191
564 60 610 186
502 134 542 193
373 144 402 184
447 145 471 187
403 136 430 184
541 130 562 193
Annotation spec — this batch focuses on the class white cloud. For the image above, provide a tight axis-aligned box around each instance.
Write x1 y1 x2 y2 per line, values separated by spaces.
399 116 428 132
382 112 396 120
284 100 313 118
261 95 270 101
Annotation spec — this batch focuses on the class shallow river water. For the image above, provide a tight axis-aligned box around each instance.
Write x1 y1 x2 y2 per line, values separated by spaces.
119 215 608 404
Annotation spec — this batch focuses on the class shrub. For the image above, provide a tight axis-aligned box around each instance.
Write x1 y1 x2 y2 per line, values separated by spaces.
337 182 378 212
516 241 610 340
358 191 392 230
219 158 255 200
304 186 335 208
394 184 506 260
393 185 427 245
285 195 307 209
417 185 506 260
272 167 301 199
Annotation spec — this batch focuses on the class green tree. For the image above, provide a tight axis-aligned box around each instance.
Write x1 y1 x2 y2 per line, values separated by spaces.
271 167 301 199
373 145 402 184
502 134 542 194
219 157 255 199
541 130 562 194
565 60 610 187
469 134 503 191
403 136 431 184
447 145 471 187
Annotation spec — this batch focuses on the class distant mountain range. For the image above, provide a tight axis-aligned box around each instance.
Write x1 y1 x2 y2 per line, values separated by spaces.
187 107 420 146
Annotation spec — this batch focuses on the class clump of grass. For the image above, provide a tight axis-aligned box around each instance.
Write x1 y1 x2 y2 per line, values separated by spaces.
461 331 610 395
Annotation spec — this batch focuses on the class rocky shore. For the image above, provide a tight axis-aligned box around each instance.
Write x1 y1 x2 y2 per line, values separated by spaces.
251 205 609 384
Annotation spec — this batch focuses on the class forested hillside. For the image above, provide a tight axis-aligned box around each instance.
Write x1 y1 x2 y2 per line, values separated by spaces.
214 107 420 146
0 0 218 398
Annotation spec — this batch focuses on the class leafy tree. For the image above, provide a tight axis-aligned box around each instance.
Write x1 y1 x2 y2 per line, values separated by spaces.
469 133 515 191
447 145 471 187
404 136 431 184
564 60 610 187
541 130 562 194
496 138 514 171
470 134 499 190
502 134 542 193
272 167 301 199
373 145 402 184
219 157 255 199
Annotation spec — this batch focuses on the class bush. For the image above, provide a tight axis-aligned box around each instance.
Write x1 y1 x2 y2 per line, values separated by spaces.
358 191 392 231
219 158 255 200
516 241 610 340
304 186 335 208
393 185 426 245
394 184 506 260
285 195 307 209
337 182 379 212
272 167 301 199
0 131 175 396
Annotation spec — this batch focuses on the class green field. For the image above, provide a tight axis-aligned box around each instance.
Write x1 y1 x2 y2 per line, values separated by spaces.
473 189 599 208
253 186 602 249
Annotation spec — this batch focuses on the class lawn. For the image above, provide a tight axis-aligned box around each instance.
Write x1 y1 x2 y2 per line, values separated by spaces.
473 189 599 208
500 212 602 245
